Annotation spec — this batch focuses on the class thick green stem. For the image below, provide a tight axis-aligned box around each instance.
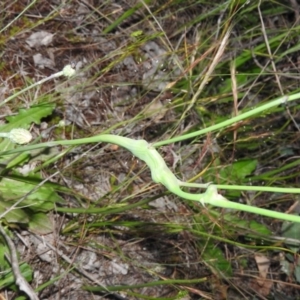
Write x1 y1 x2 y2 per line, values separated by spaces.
1 134 300 223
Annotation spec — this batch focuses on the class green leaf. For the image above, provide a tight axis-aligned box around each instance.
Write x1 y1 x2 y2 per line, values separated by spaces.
0 262 33 290
29 213 54 234
220 159 257 182
281 221 300 253
0 230 33 291
0 103 55 157
204 159 257 198
0 201 29 223
130 30 143 38
0 243 11 270
5 152 32 169
202 242 232 277
224 214 271 236
294 263 300 283
0 177 64 213
4 104 55 129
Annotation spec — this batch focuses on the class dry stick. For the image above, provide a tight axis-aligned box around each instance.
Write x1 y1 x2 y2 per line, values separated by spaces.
258 1 300 131
180 26 232 121
0 67 70 107
0 224 39 300
258 0 283 95
230 60 238 160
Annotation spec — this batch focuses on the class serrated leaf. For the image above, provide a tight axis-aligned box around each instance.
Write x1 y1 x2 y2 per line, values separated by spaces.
4 104 55 129
29 213 53 234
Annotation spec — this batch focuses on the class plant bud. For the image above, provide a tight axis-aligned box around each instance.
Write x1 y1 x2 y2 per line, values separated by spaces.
8 128 32 144
62 65 76 77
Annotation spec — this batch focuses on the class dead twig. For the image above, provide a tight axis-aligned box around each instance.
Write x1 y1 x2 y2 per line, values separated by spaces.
0 225 39 300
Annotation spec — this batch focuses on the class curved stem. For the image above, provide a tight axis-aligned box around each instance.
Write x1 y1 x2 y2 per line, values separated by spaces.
173 185 300 223
1 134 300 223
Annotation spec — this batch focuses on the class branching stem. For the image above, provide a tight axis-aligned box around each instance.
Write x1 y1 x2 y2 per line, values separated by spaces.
1 134 300 223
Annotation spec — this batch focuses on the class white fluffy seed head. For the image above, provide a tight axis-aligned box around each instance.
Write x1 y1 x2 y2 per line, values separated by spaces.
8 128 32 144
62 65 76 77
57 120 66 127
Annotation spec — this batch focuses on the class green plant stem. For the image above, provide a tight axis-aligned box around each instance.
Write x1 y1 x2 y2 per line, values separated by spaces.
152 94 298 147
0 71 64 107
2 136 300 192
1 134 300 223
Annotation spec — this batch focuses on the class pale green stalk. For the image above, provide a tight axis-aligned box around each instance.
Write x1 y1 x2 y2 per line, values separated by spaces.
0 65 75 107
153 95 296 147
1 133 300 223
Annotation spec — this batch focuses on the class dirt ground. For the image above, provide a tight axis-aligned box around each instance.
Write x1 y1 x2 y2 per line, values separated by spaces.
1 1 300 300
